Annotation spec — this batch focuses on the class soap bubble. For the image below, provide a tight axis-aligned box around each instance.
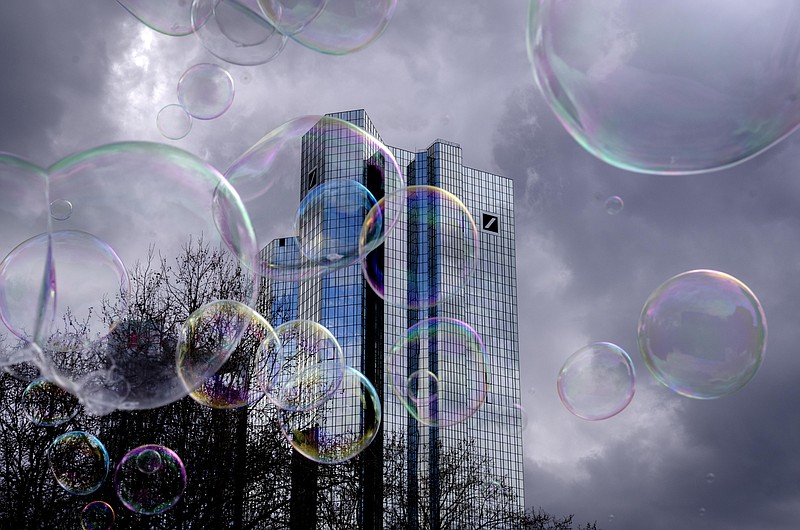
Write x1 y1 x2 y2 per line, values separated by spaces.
388 318 489 427
157 104 193 140
177 63 235 120
278 365 381 463
136 448 163 474
81 501 115 530
21 377 79 426
115 444 187 515
177 300 279 409
705 472 716 484
527 0 800 174
48 431 109 495
605 195 623 215
557 342 635 421
224 114 404 282
638 270 767 399
116 0 213 36
361 185 479 310
261 319 344 412
260 0 397 55
50 199 73 221
191 0 288 66
37 142 258 414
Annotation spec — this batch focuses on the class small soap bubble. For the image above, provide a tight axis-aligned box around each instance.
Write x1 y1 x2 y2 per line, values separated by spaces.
48 431 109 495
557 342 635 421
406 369 439 407
605 195 623 215
21 377 79 427
705 472 716 484
81 500 115 530
136 448 163 474
157 104 192 140
177 64 235 120
638 270 766 399
50 199 73 221
115 445 187 515
699 507 707 517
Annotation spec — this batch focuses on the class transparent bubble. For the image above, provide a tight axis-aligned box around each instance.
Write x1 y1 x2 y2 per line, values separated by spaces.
192 0 288 66
177 300 279 409
278 365 380 464
361 185 479 310
21 377 79 426
638 270 767 399
557 342 635 421
388 318 489 428
39 142 258 413
609 514 615 523
261 319 345 411
705 472 716 484
699 507 707 517
527 0 800 175
157 104 193 140
223 114 404 282
260 0 397 55
47 431 109 495
136 448 163 474
81 500 115 530
117 0 213 36
177 63 235 120
115 444 187 515
605 195 623 215
407 369 439 407
50 199 73 221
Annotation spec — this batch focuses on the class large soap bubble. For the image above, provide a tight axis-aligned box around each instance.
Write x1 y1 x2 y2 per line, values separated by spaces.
115 444 187 515
557 342 635 421
21 377 80 426
48 431 109 495
259 0 397 55
223 114 404 282
388 318 489 427
34 142 258 414
177 63 235 120
638 270 767 399
527 0 800 174
278 365 381 463
81 501 115 530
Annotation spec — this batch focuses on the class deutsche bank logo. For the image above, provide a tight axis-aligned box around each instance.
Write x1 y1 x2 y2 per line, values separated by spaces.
482 213 499 234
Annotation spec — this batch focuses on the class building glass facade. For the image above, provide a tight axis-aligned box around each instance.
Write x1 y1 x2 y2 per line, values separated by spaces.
260 110 523 529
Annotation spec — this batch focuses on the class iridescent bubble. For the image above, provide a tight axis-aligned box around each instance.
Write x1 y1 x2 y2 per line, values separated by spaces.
278 365 381 463
557 342 635 421
48 431 109 495
177 300 280 409
39 142 258 414
294 179 379 264
81 501 115 530
260 0 397 55
223 114 404 282
605 195 623 215
50 199 73 221
361 185 479 310
115 445 187 515
21 377 79 426
136 448 163 474
116 0 213 36
638 270 767 399
388 318 489 427
157 104 192 140
527 1 800 175
406 369 439 407
192 0 288 66
261 319 344 412
177 63 235 120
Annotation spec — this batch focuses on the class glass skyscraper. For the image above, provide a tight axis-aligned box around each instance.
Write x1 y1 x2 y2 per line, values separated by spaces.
259 110 523 529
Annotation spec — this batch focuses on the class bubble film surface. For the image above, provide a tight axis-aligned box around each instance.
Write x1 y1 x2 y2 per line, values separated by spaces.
177 300 279 409
527 0 800 174
638 269 767 399
177 63 235 120
21 377 79 426
261 319 344 411
115 444 187 515
557 342 635 421
47 431 109 495
278 365 381 463
605 195 623 215
117 0 212 36
260 0 397 55
224 114 404 282
388 318 489 428
156 104 193 140
192 0 288 66
361 185 479 310
81 500 115 530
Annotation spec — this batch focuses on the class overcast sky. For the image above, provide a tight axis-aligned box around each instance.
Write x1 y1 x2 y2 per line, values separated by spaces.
2 1 800 529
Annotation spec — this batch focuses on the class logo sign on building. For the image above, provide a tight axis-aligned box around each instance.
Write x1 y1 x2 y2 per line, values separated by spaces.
482 213 499 234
